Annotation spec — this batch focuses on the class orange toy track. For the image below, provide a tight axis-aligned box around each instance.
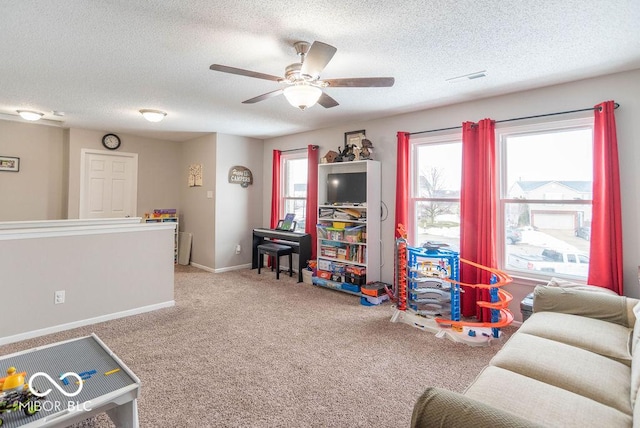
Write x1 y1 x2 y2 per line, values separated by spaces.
435 258 514 328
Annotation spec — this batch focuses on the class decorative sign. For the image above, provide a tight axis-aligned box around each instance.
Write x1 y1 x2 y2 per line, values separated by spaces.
228 165 253 188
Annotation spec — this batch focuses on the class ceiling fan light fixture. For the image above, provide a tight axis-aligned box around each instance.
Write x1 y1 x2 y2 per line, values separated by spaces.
283 85 322 110
139 109 167 122
17 110 44 121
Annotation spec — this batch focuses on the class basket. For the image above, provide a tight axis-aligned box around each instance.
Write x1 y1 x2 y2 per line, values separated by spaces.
302 269 313 285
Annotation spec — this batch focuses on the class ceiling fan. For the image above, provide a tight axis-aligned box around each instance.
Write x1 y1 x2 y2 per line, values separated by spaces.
209 41 395 110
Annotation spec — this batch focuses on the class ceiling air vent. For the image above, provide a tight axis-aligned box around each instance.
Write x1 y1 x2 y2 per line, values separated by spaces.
446 70 487 83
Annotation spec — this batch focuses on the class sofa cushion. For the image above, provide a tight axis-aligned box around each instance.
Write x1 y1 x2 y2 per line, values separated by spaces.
629 303 640 406
533 285 632 327
411 387 544 428
546 277 619 295
490 332 631 414
518 311 632 365
465 366 632 428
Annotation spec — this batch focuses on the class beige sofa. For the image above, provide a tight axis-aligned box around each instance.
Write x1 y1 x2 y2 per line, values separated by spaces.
411 284 640 427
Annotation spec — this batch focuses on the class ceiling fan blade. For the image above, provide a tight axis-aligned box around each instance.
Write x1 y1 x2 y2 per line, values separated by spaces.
242 89 284 104
324 77 395 87
301 41 337 78
317 92 339 108
210 64 281 82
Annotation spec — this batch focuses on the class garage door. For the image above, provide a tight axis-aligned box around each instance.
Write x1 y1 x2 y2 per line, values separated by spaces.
532 212 576 230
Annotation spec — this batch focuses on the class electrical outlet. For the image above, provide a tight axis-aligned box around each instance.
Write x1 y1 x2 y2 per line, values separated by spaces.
235 244 241 254
54 290 65 304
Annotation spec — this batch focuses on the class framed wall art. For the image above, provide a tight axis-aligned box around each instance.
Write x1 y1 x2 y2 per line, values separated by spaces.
344 130 366 148
0 156 20 172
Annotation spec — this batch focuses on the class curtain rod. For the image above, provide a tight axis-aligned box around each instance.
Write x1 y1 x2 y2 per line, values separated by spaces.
279 145 318 153
409 103 620 136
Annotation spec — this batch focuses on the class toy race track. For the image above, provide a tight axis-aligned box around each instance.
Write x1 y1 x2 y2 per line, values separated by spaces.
390 225 514 346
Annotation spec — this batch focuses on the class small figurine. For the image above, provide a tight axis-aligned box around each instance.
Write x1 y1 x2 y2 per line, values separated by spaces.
360 139 374 159
336 144 355 162
353 145 362 161
323 150 339 163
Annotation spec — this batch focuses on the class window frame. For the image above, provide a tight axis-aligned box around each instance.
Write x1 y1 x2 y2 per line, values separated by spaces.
409 133 462 248
496 116 594 281
280 152 308 232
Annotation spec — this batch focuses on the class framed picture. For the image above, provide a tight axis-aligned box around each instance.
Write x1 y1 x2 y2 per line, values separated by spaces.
344 130 366 148
0 156 19 172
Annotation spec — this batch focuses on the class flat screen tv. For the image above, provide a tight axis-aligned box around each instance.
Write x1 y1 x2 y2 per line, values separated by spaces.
326 172 367 204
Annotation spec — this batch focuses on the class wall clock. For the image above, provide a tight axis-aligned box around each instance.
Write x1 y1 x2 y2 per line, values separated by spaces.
102 133 121 150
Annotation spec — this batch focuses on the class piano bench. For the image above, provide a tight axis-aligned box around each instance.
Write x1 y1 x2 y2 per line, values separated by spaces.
257 243 293 280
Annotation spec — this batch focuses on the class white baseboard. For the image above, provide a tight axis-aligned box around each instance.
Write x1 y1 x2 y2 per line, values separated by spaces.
214 263 251 273
0 300 175 346
189 262 251 274
189 262 215 273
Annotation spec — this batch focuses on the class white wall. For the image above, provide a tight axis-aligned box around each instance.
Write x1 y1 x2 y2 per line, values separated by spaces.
214 134 264 270
179 134 217 269
263 69 640 304
0 223 175 343
67 128 182 218
0 121 66 221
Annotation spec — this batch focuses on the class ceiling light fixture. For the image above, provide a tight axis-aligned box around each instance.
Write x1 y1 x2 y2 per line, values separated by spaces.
139 109 167 122
283 84 322 110
17 110 44 121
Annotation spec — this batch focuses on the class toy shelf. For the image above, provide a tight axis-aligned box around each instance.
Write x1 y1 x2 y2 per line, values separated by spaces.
144 209 179 264
314 160 381 299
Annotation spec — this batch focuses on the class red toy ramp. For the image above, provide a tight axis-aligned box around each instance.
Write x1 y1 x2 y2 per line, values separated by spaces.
435 258 514 329
435 308 514 329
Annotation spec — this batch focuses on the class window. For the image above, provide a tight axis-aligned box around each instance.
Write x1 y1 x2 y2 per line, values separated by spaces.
499 118 593 280
281 153 307 232
410 135 462 251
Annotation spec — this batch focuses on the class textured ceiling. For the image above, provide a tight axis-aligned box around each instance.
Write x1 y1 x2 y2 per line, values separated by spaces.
1 1 639 141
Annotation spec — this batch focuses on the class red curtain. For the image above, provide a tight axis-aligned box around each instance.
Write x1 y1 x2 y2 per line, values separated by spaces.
305 145 319 259
395 132 411 238
459 119 497 320
267 150 282 267
588 101 623 295
270 150 282 229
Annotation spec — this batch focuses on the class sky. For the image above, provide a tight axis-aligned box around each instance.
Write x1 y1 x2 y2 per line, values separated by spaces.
415 127 593 193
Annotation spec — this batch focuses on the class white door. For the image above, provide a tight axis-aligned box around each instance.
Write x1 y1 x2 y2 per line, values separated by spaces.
80 149 138 219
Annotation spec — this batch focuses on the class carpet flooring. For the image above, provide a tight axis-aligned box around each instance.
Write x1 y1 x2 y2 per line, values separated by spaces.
0 265 515 427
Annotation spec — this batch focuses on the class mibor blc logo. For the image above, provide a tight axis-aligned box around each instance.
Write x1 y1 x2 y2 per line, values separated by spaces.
28 372 83 397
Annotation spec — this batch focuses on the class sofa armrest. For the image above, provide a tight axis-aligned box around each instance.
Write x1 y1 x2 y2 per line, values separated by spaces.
411 387 544 428
533 285 638 327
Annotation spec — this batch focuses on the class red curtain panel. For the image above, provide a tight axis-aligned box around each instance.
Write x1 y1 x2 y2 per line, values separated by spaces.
270 150 282 229
588 101 623 295
268 150 282 267
459 119 497 320
305 145 319 258
395 132 411 238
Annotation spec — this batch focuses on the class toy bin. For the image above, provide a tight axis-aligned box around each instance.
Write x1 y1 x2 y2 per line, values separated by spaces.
341 283 361 293
345 272 366 285
361 282 387 297
316 225 329 240
302 269 313 284
344 225 364 243
327 227 345 241
360 294 389 306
